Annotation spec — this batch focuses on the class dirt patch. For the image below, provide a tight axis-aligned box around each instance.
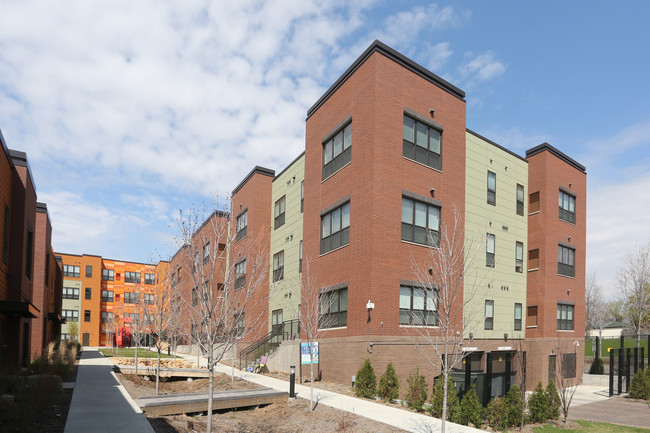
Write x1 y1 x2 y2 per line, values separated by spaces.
111 357 197 368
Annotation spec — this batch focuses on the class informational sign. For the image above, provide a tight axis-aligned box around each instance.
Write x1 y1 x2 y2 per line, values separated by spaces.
301 342 319 365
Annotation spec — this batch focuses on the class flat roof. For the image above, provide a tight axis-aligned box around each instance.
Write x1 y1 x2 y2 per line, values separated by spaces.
232 166 275 195
526 143 586 173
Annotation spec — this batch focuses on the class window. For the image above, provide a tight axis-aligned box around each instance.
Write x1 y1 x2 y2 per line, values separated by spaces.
64 265 80 278
319 288 347 328
399 285 438 326
84 310 91 322
401 197 440 246
516 184 524 215
558 245 575 277
171 272 176 286
514 303 522 331
176 267 182 283
124 313 135 324
101 290 114 302
203 242 210 264
144 273 155 285
559 190 576 224
125 271 141 284
529 191 540 213
320 202 350 254
144 293 154 305
192 287 198 306
2 204 9 264
192 252 199 274
486 234 495 267
63 309 78 322
528 248 539 270
102 269 114 281
101 311 113 323
235 312 245 337
86 265 93 278
63 287 79 300
557 303 574 330
527 306 538 327
124 292 139 304
515 242 524 273
273 250 284 282
322 123 352 180
301 181 304 213
299 240 303 273
274 195 286 229
485 300 494 330
403 114 441 170
85 287 92 300
235 260 246 290
487 171 496 205
236 210 247 241
562 353 577 378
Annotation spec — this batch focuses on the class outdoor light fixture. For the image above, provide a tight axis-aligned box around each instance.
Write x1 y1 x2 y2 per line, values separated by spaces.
366 300 375 310
429 107 435 117
504 333 508 342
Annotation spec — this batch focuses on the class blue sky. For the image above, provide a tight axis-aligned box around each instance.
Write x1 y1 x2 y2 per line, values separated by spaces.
1 1 649 298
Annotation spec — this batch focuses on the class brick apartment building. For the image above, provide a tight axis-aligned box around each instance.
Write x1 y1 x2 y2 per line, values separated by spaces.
0 130 63 371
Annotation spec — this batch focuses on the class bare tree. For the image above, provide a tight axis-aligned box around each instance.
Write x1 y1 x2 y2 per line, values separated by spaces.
404 206 486 433
585 272 608 357
511 338 527 428
554 339 580 423
616 241 650 348
125 284 153 376
173 202 270 433
151 261 174 394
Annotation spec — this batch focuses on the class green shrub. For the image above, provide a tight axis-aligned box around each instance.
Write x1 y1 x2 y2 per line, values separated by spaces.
378 362 399 402
354 358 376 399
527 381 548 423
504 384 524 428
428 375 459 420
629 368 650 400
545 380 561 420
404 367 428 412
486 397 508 431
456 385 483 427
589 357 605 375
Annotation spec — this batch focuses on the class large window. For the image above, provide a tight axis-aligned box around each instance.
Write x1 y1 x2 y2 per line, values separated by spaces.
101 290 114 302
487 171 496 205
515 241 524 273
124 292 139 304
486 234 495 267
273 251 284 282
558 245 575 277
125 271 141 284
401 197 440 246
64 265 80 278
485 300 494 330
236 210 247 241
62 309 78 322
557 303 574 330
144 273 155 285
102 269 114 281
399 285 438 326
235 260 246 290
319 288 347 329
403 114 441 170
86 265 93 278
322 123 352 180
559 190 576 224
274 195 286 229
63 287 79 300
514 303 522 331
516 184 524 215
320 202 350 254
101 311 113 323
144 293 154 305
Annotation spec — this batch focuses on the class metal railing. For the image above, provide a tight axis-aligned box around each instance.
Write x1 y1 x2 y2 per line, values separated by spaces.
238 319 300 370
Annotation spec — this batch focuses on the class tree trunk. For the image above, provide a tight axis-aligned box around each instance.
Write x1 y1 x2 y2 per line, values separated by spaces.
207 348 214 433
135 342 139 376
441 370 448 433
156 346 161 395
310 355 315 410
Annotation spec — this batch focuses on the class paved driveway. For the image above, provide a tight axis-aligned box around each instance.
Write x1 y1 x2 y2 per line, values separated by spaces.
568 397 650 429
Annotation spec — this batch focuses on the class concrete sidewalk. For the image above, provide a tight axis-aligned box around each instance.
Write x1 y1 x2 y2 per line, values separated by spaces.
178 351 482 433
64 348 154 433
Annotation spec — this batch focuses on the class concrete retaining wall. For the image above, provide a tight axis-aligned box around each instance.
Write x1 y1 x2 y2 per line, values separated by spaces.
267 340 301 373
582 373 609 386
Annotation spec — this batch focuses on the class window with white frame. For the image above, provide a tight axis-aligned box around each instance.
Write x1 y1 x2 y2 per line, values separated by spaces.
399 285 438 326
486 234 495 267
514 303 522 331
515 241 524 273
485 300 494 330
274 195 286 229
516 184 525 215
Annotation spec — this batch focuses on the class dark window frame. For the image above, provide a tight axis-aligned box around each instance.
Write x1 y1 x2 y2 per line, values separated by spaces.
124 271 141 284
102 269 114 281
62 309 78 322
101 290 114 302
144 273 155 285
322 122 352 180
320 202 350 254
558 245 575 277
559 190 576 224
516 184 525 215
399 285 438 326
557 303 574 330
487 171 496 206
101 311 114 324
301 181 304 213
64 265 81 278
485 300 494 330
84 310 91 322
402 114 442 170
515 241 524 273
203 242 210 264
86 265 93 278
273 250 284 282
319 287 348 329
85 287 92 300
486 233 495 267
299 240 303 273
63 287 79 300
235 260 246 290
236 210 248 241
514 303 522 331
274 195 286 229
401 196 440 246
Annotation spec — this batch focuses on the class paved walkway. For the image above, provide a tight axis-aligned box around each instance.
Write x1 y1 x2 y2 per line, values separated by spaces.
569 395 650 429
64 348 154 433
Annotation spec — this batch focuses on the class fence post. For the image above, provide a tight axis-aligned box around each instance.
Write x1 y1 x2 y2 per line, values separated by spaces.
625 348 631 392
634 347 639 375
641 347 645 371
618 348 623 395
609 348 614 397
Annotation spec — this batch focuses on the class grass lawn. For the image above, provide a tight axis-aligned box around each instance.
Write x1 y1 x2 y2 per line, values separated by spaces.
533 421 650 433
98 348 173 358
585 337 649 358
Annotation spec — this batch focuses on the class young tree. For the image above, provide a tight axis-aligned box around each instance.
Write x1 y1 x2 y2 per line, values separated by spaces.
404 206 486 433
173 202 270 433
68 321 79 342
151 261 174 394
585 273 608 341
125 285 152 376
554 339 580 423
617 241 650 349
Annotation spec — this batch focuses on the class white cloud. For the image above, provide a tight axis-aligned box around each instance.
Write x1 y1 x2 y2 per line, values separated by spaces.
457 51 506 88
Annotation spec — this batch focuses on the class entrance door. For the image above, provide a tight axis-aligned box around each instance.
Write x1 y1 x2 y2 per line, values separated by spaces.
272 309 283 341
82 332 90 346
548 354 556 384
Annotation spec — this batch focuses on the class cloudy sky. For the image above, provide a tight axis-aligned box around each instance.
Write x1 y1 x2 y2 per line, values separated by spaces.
1 0 649 298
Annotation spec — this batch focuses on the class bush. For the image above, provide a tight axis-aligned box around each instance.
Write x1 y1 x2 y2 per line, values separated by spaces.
428 375 459 420
486 397 508 431
629 368 650 400
527 381 548 423
404 367 428 412
456 385 483 427
354 358 376 399
378 362 399 402
545 380 561 420
504 384 524 428
589 357 605 375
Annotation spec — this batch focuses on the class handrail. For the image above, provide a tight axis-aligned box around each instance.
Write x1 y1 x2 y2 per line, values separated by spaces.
238 319 300 369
